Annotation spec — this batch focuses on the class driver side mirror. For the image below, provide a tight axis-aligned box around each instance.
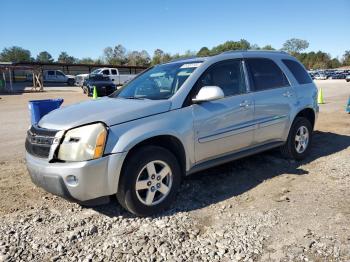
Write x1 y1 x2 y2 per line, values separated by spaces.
192 86 224 103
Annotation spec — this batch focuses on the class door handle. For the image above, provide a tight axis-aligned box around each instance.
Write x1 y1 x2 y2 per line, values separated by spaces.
239 100 251 108
283 91 293 97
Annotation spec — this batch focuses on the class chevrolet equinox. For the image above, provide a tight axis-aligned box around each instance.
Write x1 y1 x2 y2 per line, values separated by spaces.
26 51 318 216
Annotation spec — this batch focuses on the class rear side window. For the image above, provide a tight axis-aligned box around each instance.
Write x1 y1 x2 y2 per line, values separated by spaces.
47 71 55 76
246 58 289 91
282 59 312 84
111 69 117 75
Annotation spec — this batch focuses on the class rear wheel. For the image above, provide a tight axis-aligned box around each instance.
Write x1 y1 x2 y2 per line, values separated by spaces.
117 146 182 216
280 117 312 160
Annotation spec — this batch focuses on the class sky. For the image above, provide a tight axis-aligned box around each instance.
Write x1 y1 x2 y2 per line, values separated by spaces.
1 0 349 60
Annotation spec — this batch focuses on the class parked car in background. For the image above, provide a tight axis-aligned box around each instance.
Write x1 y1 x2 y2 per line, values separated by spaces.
27 70 75 85
75 68 137 87
75 73 89 87
82 74 117 96
329 73 346 79
308 72 316 80
25 50 318 216
314 73 327 80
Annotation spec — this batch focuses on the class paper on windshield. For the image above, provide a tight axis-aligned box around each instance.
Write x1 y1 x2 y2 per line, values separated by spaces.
180 63 202 69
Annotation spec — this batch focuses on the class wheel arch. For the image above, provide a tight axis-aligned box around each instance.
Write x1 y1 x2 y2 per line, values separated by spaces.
294 107 316 130
120 135 187 178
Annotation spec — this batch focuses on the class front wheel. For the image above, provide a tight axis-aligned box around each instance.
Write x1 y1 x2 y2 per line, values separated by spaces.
280 117 312 160
67 78 75 86
117 146 182 216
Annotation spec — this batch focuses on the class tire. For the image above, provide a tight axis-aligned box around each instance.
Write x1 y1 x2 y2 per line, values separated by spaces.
117 146 182 216
67 78 75 86
280 117 312 160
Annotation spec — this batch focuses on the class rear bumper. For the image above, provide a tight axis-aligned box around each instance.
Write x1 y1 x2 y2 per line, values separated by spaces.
26 152 127 201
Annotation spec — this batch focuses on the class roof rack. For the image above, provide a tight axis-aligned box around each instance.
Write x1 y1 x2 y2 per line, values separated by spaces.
220 50 289 55
168 56 201 63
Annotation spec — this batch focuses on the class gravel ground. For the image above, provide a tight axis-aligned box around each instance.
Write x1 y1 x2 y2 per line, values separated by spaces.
0 80 349 261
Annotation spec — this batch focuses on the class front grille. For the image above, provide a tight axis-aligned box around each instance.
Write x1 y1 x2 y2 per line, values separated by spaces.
25 125 58 158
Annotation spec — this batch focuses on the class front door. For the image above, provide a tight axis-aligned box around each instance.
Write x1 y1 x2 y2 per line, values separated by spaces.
192 59 254 163
46 70 56 82
56 71 66 82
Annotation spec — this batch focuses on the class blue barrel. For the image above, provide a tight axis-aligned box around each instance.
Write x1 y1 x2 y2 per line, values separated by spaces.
28 98 64 125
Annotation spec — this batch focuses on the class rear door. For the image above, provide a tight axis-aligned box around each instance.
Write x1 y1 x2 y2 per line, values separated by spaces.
110 69 119 84
192 59 254 163
245 58 295 144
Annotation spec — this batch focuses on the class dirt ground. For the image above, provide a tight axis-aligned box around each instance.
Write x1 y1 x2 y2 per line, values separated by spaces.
0 80 349 261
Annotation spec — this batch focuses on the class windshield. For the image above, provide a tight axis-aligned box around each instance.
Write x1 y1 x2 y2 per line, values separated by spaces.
111 61 202 100
91 69 102 74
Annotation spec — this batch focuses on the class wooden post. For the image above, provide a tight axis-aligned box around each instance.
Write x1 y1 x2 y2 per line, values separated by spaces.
8 68 13 92
12 69 16 83
2 71 7 91
31 67 44 92
32 71 36 90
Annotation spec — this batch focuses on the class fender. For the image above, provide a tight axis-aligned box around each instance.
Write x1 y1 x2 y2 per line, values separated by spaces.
105 107 195 171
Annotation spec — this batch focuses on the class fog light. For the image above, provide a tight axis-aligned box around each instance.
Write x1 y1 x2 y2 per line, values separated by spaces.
66 175 78 186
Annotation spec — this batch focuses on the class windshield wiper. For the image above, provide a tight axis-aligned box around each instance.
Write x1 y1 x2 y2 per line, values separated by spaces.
121 96 148 100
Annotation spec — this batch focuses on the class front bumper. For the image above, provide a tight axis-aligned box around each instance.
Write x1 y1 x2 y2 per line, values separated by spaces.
26 152 127 202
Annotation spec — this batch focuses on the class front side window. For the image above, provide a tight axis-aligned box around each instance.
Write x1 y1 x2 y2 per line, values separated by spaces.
246 58 289 91
194 59 247 97
56 71 65 76
91 75 107 81
112 61 202 100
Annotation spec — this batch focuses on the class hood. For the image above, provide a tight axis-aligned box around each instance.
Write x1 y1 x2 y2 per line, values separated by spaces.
38 97 172 130
66 74 75 78
76 74 89 78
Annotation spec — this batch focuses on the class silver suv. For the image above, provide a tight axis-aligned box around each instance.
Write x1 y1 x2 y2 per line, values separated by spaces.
26 51 318 216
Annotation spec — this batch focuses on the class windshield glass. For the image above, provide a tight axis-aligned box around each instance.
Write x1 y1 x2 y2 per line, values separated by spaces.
91 69 101 74
111 61 202 100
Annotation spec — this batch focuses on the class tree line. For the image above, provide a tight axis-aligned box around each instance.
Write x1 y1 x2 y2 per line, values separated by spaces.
0 38 349 69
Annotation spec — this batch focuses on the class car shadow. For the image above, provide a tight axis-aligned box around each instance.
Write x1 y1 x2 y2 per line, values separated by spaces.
91 130 350 218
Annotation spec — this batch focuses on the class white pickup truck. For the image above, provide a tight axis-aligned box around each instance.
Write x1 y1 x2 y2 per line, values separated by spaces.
75 68 136 87
27 70 75 85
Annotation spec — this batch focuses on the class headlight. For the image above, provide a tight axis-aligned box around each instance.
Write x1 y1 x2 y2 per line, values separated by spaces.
58 123 107 162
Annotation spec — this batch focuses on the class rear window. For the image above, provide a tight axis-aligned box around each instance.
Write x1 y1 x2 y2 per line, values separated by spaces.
246 58 289 91
282 59 312 84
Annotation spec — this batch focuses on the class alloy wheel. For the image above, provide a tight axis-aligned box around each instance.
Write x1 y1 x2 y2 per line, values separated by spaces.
135 160 173 206
295 126 309 153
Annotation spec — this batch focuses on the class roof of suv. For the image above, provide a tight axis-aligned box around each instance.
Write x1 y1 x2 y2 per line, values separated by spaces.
164 50 294 65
